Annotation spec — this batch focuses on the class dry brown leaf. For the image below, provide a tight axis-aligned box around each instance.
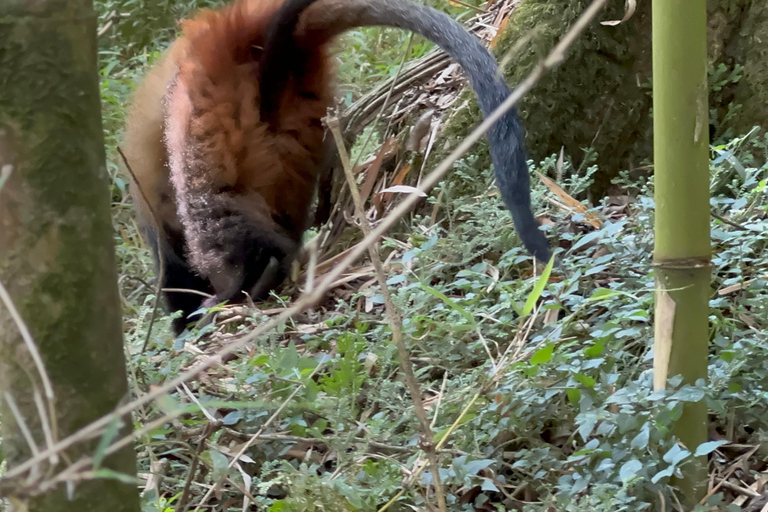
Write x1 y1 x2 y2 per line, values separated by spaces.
538 216 555 227
382 163 412 204
490 15 510 48
653 290 676 391
738 313 758 330
717 274 767 295
379 185 427 197
259 307 285 316
313 245 358 275
295 322 332 335
371 175 387 217
357 277 379 292
390 162 412 187
359 137 397 205
312 266 374 291
600 0 637 26
141 459 170 498
352 140 398 175
406 110 434 152
732 474 768 507
537 171 601 228
543 307 559 324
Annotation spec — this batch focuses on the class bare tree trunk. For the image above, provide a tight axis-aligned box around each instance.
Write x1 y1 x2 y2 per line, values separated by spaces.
0 1 140 510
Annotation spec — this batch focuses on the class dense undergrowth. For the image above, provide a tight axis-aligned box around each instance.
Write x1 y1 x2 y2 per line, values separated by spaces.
95 1 768 511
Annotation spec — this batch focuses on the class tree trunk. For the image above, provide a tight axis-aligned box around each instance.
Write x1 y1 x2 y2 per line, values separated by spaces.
652 0 711 504
0 1 140 510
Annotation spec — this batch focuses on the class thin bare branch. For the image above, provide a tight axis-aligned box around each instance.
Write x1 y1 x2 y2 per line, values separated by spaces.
0 281 58 445
328 116 447 511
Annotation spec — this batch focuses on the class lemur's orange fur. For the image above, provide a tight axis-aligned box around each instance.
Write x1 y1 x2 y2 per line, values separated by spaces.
125 49 179 239
171 2 333 210
125 0 336 332
128 0 334 238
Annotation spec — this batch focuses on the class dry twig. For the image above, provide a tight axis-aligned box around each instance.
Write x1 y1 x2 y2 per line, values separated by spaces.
328 116 447 511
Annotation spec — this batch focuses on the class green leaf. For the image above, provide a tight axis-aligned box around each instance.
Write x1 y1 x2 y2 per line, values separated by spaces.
663 444 690 465
93 416 123 470
651 465 675 484
433 427 451 444
481 478 499 492
630 426 650 450
619 459 642 482
670 387 705 402
251 354 270 366
522 254 555 317
210 450 230 482
577 413 597 442
462 459 495 474
566 388 582 405
275 343 299 370
588 288 620 301
570 230 602 253
530 344 554 365
573 372 596 388
92 468 141 485
694 440 728 457
584 343 604 358
419 283 476 327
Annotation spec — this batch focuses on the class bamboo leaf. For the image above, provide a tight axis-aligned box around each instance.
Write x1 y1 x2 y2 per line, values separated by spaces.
419 283 476 327
522 254 555 317
93 416 123 470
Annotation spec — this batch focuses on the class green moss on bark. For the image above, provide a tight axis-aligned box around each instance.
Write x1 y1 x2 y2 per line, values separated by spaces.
0 3 139 511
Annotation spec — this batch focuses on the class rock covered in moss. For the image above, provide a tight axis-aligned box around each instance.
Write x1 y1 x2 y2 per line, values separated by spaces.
435 0 768 197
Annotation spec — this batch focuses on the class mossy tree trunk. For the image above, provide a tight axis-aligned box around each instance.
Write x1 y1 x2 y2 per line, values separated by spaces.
0 1 139 510
652 0 711 504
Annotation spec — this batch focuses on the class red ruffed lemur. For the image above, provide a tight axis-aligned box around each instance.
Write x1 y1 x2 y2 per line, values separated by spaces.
124 0 551 334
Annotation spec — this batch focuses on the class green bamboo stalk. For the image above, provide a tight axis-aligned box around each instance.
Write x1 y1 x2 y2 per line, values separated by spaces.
652 0 711 504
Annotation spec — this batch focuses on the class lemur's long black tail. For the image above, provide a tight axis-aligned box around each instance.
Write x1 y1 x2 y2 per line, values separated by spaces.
259 0 551 262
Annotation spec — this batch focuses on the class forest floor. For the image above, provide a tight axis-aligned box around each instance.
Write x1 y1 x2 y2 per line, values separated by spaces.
92 1 768 510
